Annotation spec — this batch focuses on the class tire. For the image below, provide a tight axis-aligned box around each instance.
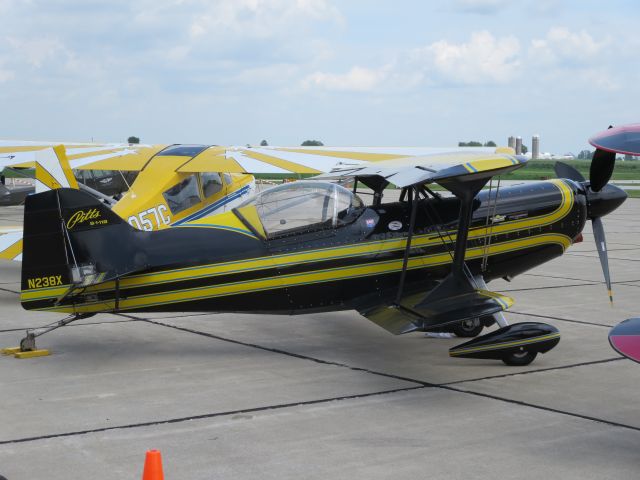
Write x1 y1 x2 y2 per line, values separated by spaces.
502 350 537 366
451 319 484 338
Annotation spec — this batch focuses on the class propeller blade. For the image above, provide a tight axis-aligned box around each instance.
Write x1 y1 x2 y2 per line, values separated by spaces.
589 148 616 192
554 161 585 182
592 216 613 305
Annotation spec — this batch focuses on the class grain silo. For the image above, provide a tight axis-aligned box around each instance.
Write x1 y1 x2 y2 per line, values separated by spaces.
532 135 540 160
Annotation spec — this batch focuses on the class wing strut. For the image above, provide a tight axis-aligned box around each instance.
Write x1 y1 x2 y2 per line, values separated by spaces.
413 176 492 309
386 175 513 332
395 186 419 304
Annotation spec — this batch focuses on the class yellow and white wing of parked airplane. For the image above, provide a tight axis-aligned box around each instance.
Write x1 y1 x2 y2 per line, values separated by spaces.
0 141 505 260
0 146 79 259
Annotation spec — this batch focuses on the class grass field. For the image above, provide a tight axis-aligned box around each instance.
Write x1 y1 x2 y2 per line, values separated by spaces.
505 159 640 181
508 160 640 197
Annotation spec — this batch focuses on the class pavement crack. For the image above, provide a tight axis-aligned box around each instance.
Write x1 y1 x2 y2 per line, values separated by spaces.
567 253 640 262
522 273 640 285
121 315 434 388
441 357 624 385
508 310 612 328
498 282 597 293
127 315 640 435
440 385 640 433
3 314 638 445
0 385 426 446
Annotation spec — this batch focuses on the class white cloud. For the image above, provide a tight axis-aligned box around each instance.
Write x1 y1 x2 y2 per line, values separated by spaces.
526 0 563 16
7 37 67 68
189 0 343 39
302 60 426 93
529 27 608 66
414 31 521 85
526 27 615 91
453 0 510 14
233 63 301 87
301 31 522 92
581 68 619 91
303 66 387 92
0 0 14 13
0 61 13 82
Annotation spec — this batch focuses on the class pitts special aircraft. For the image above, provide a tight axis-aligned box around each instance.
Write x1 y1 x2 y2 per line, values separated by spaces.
16 132 627 366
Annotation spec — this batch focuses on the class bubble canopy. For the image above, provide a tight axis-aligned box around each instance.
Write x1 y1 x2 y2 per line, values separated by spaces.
240 181 364 237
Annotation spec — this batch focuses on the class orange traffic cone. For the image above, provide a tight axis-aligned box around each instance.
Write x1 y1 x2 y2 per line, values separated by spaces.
142 449 164 480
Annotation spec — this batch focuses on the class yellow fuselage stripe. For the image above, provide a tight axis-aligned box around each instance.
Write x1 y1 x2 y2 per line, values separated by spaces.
21 180 575 305
27 233 571 313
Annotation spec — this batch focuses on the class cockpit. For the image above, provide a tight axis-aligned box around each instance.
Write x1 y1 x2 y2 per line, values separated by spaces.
238 181 364 238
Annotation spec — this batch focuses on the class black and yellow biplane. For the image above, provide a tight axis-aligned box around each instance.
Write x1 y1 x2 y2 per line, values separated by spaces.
18 142 627 366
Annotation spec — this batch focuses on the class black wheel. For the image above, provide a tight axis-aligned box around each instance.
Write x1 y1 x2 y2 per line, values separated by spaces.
502 350 537 366
451 319 484 338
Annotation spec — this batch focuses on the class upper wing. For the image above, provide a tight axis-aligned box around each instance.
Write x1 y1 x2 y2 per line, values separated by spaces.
313 151 526 189
1 141 510 176
0 141 164 171
176 146 506 175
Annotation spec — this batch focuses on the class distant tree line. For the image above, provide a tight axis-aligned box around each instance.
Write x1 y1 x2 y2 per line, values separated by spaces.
256 140 325 146
577 150 593 160
458 140 496 147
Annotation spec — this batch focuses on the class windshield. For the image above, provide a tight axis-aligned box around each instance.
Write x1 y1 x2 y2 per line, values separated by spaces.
241 181 363 237
162 174 201 214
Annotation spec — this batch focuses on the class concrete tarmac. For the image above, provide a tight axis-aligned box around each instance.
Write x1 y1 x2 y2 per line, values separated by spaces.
0 200 639 479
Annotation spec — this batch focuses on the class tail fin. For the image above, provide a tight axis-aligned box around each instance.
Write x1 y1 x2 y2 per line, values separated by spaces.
21 188 145 308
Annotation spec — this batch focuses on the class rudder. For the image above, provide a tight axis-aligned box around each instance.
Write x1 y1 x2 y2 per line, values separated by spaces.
21 188 145 308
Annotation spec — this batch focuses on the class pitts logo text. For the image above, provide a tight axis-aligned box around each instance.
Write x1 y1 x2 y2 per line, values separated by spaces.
66 209 103 229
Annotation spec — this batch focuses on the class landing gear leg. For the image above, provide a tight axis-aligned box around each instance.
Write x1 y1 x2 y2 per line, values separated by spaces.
474 275 509 328
19 313 94 352
494 311 509 328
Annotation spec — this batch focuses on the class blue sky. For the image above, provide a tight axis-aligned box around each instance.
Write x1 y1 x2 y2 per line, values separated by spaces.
1 0 638 153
